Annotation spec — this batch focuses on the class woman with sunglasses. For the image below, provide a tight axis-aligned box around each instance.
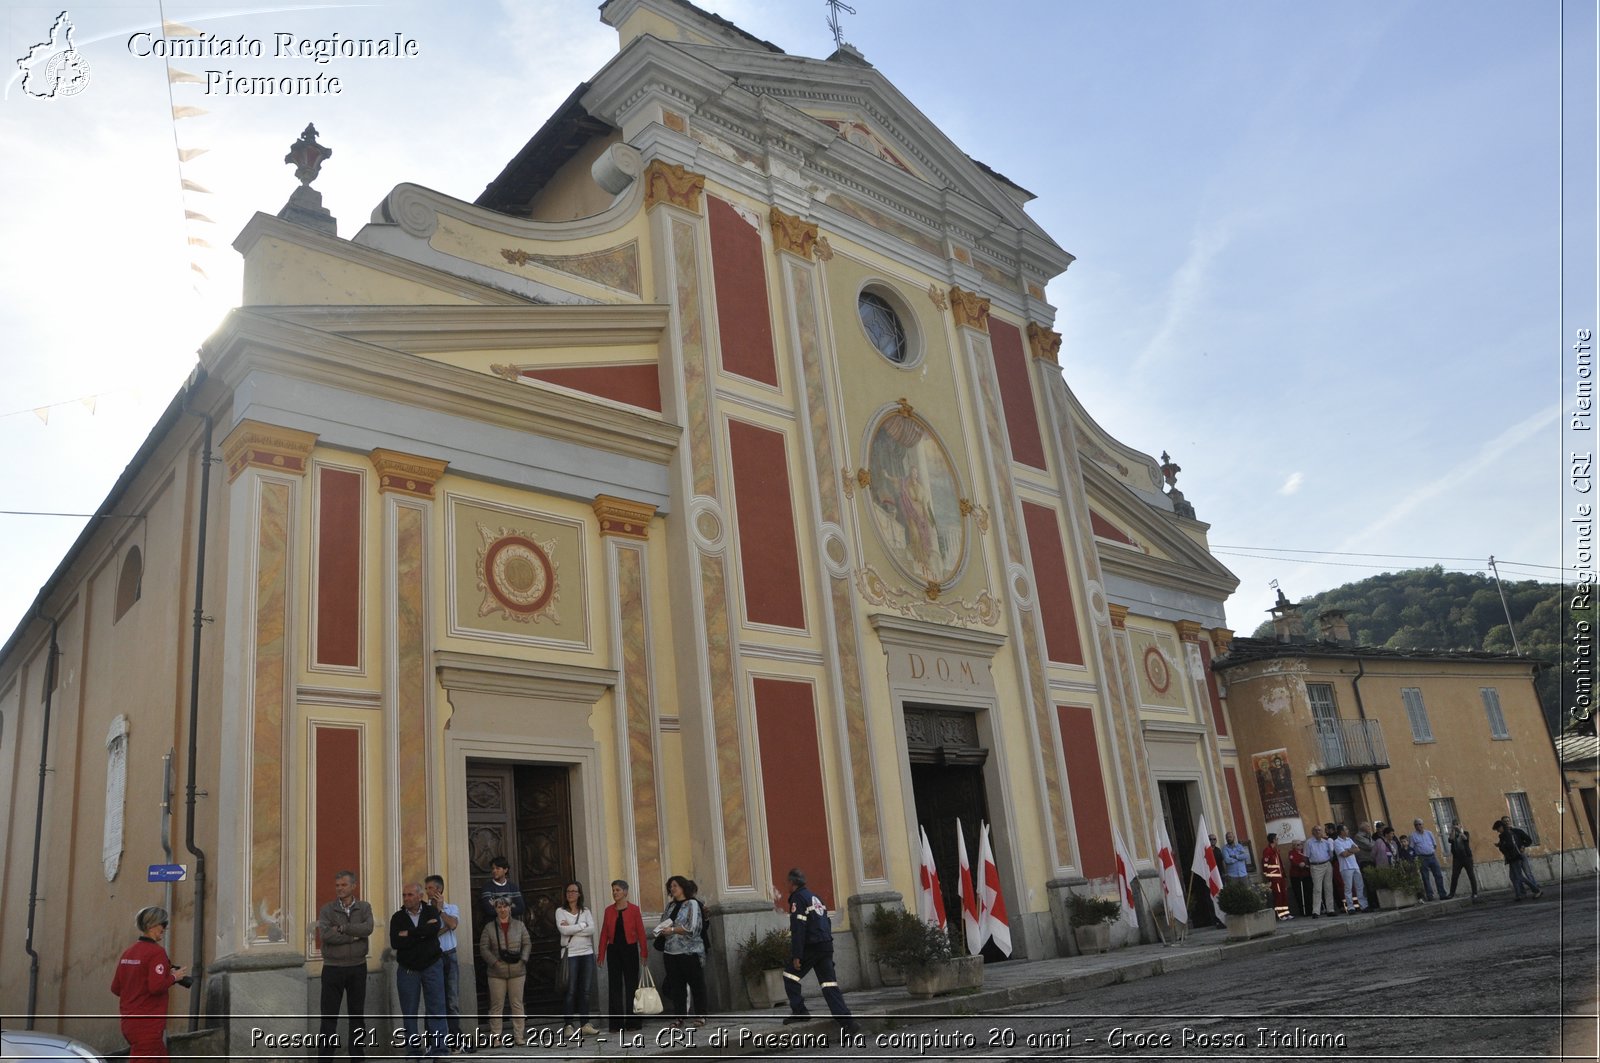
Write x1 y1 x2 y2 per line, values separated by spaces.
111 906 189 1061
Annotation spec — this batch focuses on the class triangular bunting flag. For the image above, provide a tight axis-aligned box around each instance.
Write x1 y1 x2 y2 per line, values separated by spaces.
956 820 981 956
167 67 203 85
172 105 209 119
1111 826 1139 928
916 826 946 929
978 821 1011 956
1154 818 1188 925
163 19 201 36
1191 814 1225 926
177 148 209 162
181 179 212 195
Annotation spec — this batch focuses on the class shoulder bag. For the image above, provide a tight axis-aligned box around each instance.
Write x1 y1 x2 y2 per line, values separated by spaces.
633 965 664 1015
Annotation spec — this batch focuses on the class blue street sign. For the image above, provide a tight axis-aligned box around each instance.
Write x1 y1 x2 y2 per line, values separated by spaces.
147 863 187 882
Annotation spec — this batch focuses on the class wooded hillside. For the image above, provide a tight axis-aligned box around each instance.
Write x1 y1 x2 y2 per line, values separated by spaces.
1249 567 1585 736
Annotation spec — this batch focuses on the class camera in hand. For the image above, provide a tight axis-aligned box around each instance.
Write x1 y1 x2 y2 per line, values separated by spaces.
176 975 194 988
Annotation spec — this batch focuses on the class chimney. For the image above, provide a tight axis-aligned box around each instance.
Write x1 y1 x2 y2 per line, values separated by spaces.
1317 609 1353 645
1268 589 1303 643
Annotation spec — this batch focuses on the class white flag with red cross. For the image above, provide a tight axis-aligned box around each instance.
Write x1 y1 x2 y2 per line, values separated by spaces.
978 821 1011 956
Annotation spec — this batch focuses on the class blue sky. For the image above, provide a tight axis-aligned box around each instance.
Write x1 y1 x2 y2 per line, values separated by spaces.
0 0 1590 642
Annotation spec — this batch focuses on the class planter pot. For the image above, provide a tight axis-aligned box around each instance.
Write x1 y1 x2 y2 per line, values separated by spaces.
904 954 984 999
1377 888 1418 909
1073 922 1112 955
1224 908 1277 940
876 959 905 986
744 968 785 1009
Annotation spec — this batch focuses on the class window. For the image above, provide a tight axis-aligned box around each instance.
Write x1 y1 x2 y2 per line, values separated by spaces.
1481 687 1509 739
114 545 142 622
1505 791 1538 845
1401 687 1434 742
1429 796 1458 835
858 288 912 365
1307 682 1342 765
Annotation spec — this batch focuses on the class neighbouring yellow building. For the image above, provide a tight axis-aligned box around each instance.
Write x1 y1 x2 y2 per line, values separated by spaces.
2 1 1578 1055
1212 603 1588 876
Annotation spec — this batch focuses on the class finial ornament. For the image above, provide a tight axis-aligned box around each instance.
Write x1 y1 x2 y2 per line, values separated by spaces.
825 0 856 49
285 124 331 187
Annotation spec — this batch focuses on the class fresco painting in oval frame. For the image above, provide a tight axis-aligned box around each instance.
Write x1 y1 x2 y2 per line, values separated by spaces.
865 407 967 589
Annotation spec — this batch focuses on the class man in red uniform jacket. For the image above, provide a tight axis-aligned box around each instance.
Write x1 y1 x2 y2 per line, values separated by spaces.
111 906 187 1061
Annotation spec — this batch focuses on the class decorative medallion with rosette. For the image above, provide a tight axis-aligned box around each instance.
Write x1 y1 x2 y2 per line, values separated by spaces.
476 523 561 624
1143 645 1172 694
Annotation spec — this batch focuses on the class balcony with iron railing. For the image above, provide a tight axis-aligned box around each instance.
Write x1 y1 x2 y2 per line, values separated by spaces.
1305 718 1390 773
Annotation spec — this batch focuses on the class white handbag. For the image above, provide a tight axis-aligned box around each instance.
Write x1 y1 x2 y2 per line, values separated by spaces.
633 965 664 1015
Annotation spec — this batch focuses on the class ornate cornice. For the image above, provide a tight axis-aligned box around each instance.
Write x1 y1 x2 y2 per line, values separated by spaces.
1107 603 1129 631
949 287 991 333
1210 628 1235 656
593 494 656 540
1175 619 1203 643
769 207 819 260
370 449 449 499
642 160 705 213
222 419 318 483
1027 322 1062 364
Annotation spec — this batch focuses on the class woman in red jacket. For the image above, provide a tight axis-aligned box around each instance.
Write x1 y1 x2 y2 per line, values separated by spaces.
595 879 648 1034
110 906 188 1061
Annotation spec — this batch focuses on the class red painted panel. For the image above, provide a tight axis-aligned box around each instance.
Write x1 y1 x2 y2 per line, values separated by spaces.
990 319 1046 469
1089 510 1136 546
708 196 779 387
1022 502 1085 665
522 364 662 413
1224 765 1248 843
1058 705 1114 879
316 468 362 668
753 678 834 909
314 726 362 949
1198 639 1228 737
728 420 806 629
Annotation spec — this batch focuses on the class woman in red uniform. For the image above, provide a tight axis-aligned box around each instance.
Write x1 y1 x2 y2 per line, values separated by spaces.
1261 833 1291 920
110 906 188 1061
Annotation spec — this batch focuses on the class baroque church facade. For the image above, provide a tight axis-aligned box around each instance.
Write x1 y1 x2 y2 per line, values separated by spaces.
0 0 1248 1048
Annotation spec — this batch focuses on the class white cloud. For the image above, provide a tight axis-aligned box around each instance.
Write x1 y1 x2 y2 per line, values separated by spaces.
1279 471 1305 496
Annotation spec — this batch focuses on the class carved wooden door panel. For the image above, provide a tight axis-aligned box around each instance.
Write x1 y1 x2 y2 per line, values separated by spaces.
514 764 572 1014
910 761 989 944
466 763 516 1024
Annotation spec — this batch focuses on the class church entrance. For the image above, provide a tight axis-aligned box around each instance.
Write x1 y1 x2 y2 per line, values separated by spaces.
904 704 1003 960
1158 779 1217 928
465 760 575 1025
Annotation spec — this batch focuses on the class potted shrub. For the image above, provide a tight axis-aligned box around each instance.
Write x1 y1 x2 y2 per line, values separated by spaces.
1217 881 1276 940
1067 894 1121 954
736 927 791 1009
1366 863 1423 909
868 906 982 998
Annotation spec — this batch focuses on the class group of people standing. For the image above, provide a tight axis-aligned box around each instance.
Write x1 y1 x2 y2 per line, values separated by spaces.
1248 816 1543 920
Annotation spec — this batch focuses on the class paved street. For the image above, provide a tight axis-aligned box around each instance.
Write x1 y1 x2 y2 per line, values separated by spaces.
566 877 1597 1062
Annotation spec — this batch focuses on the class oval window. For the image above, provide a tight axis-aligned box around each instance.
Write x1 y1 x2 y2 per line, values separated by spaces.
858 290 909 364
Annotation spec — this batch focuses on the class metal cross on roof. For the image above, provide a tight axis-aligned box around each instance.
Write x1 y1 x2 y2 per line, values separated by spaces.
825 0 856 49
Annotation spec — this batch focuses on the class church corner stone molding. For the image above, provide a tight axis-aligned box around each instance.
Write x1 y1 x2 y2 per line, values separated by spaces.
1026 322 1063 364
593 494 657 540
949 286 991 333
221 419 319 483
642 160 705 214
1175 619 1203 643
370 449 450 499
769 207 819 260
1107 602 1129 630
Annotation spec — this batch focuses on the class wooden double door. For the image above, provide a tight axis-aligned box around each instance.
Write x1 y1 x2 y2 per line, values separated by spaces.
465 761 575 1021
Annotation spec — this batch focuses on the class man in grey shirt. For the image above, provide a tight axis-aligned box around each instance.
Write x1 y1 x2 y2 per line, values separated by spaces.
1409 818 1447 901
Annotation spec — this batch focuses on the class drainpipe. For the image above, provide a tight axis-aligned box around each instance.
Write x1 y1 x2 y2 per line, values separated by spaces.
23 616 60 1028
1350 657 1391 828
180 389 214 1030
161 749 175 940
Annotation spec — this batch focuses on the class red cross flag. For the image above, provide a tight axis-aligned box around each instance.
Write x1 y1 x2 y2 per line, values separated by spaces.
956 820 982 955
1191 814 1226 926
916 825 947 929
1111 825 1139 928
977 821 1011 956
1154 818 1189 924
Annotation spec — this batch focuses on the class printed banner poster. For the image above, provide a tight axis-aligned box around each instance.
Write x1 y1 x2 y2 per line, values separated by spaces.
1252 748 1300 821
